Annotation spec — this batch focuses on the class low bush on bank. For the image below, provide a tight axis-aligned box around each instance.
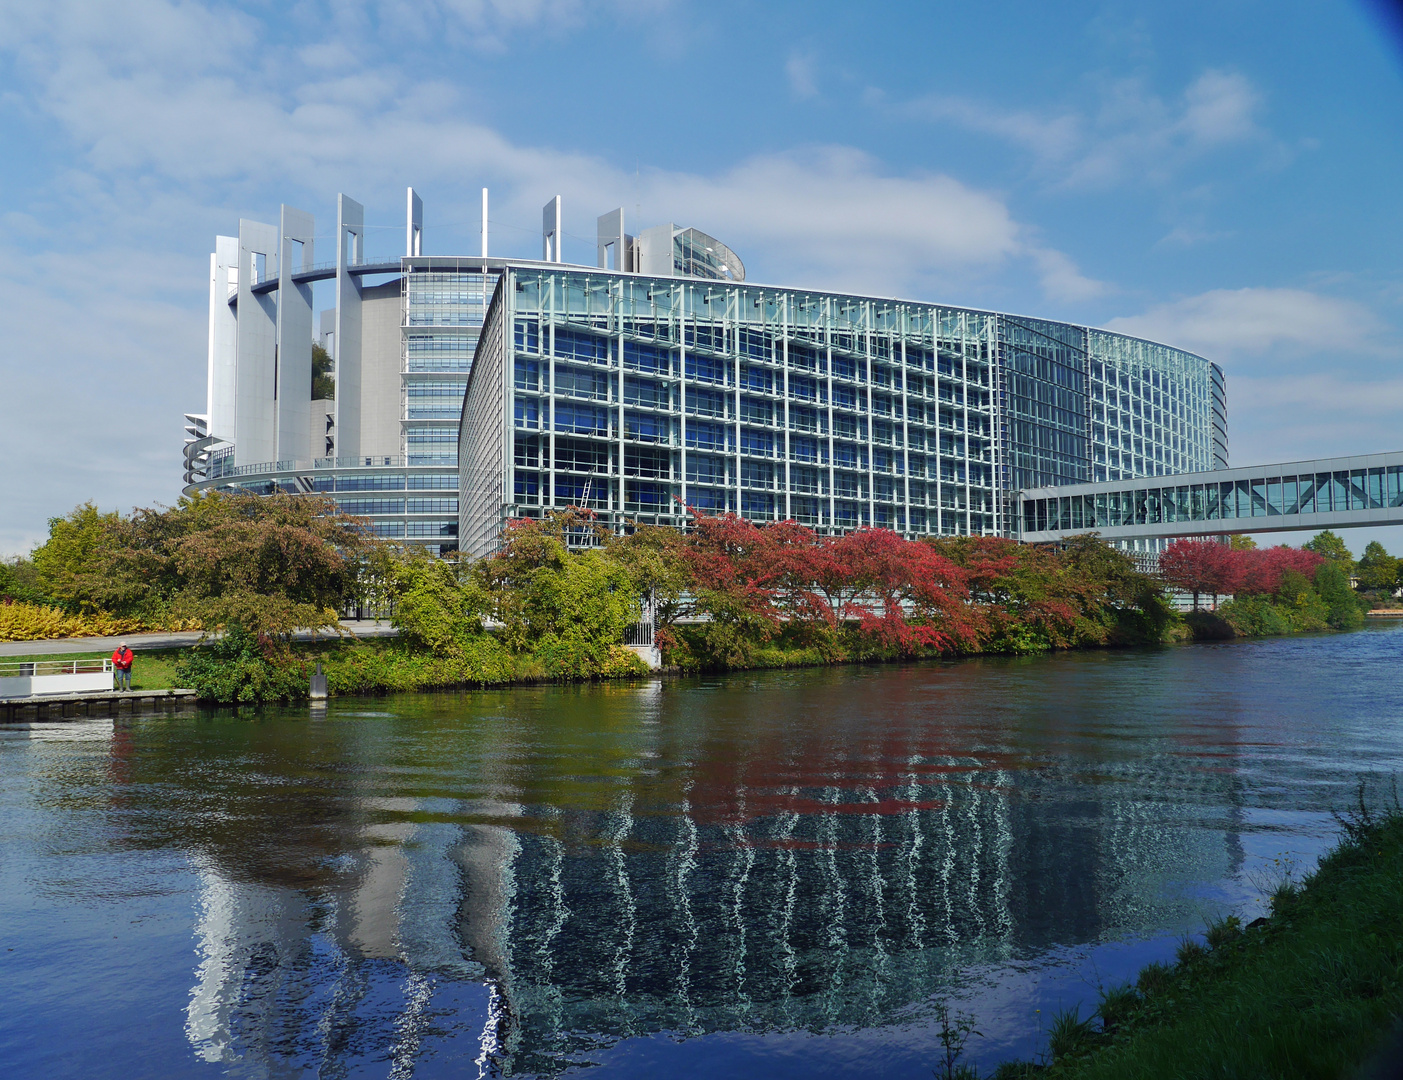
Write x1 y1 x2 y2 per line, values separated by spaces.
174 632 651 702
0 601 197 643
989 782 1403 1079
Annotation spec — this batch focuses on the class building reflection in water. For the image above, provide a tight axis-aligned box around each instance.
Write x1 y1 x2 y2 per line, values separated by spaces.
160 669 1247 1077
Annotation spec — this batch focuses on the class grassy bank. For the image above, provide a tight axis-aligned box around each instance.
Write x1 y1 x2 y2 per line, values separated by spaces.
988 788 1403 1079
1 649 186 692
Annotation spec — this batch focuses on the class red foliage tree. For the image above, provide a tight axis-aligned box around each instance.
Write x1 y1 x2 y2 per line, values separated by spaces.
1233 544 1325 596
820 528 976 654
1159 538 1237 609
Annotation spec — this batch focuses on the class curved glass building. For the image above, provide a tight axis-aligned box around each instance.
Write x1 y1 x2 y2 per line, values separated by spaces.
183 190 1225 557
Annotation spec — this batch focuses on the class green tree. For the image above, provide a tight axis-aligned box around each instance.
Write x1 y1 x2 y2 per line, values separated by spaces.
1355 541 1399 594
606 524 693 635
312 341 335 399
29 502 127 613
1304 530 1355 574
0 556 47 604
1229 534 1257 551
391 552 491 656
478 513 641 678
1314 561 1365 630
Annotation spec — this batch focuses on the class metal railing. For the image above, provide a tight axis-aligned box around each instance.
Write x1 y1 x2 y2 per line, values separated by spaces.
0 659 111 677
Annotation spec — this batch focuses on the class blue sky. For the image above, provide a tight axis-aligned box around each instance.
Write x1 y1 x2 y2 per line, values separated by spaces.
1 0 1401 554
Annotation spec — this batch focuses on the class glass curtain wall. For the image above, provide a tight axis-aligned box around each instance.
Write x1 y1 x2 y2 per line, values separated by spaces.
396 266 499 550
1086 330 1222 483
999 317 1091 491
493 269 1000 544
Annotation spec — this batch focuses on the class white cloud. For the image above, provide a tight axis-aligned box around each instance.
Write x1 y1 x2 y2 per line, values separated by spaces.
895 69 1268 190
1103 287 1384 361
0 1 1062 299
1154 224 1231 249
1226 374 1403 468
786 50 819 99
1026 247 1107 303
1179 69 1260 145
900 96 1082 165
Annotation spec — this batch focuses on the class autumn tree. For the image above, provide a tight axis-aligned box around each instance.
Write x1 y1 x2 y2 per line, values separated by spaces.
677 512 785 665
163 493 376 641
823 528 975 654
1159 538 1237 610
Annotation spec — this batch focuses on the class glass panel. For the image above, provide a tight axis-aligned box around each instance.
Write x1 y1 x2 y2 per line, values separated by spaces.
1331 472 1350 512
1251 479 1268 517
1297 476 1316 515
1267 478 1282 516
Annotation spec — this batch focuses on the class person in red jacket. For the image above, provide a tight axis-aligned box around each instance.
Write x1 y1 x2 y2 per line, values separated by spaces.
112 642 133 691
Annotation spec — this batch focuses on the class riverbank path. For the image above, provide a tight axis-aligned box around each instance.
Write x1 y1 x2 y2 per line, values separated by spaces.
0 620 400 657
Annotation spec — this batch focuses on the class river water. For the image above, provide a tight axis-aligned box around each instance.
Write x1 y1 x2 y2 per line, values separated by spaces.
2 624 1402 1078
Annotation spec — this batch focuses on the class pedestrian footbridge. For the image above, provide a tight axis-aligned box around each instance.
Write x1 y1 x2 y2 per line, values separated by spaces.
1018 451 1403 543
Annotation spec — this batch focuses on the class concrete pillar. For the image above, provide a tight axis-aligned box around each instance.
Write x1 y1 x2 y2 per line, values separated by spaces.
334 195 364 462
407 188 423 257
276 205 315 463
542 195 562 262
234 218 278 465
207 235 238 444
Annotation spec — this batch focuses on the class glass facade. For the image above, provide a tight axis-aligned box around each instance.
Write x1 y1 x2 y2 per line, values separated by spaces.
194 248 1222 560
463 267 1220 556
999 317 1091 491
1086 330 1225 483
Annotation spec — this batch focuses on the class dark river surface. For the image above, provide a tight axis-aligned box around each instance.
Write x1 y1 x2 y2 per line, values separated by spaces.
3 623 1403 1079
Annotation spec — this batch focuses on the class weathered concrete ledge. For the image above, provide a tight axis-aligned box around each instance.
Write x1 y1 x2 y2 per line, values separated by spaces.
0 689 198 721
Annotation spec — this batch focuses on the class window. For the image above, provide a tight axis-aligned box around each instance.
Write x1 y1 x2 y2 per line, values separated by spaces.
407 498 458 514
685 354 727 384
686 386 726 417
740 428 774 456
338 498 405 514
336 475 404 491
686 420 728 451
554 402 609 436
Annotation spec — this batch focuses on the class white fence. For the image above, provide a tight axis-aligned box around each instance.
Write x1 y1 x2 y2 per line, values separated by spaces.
0 658 114 699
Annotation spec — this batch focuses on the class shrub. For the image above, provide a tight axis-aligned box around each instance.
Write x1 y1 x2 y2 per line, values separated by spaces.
1204 914 1243 950
0 601 174 642
175 628 308 703
1047 1005 1095 1060
1096 983 1140 1031
1175 937 1209 965
1136 961 1173 996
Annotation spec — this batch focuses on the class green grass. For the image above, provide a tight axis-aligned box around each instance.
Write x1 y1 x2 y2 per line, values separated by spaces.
998 786 1403 1078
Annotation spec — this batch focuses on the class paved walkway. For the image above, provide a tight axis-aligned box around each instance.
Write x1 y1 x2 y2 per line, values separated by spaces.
0 620 399 657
